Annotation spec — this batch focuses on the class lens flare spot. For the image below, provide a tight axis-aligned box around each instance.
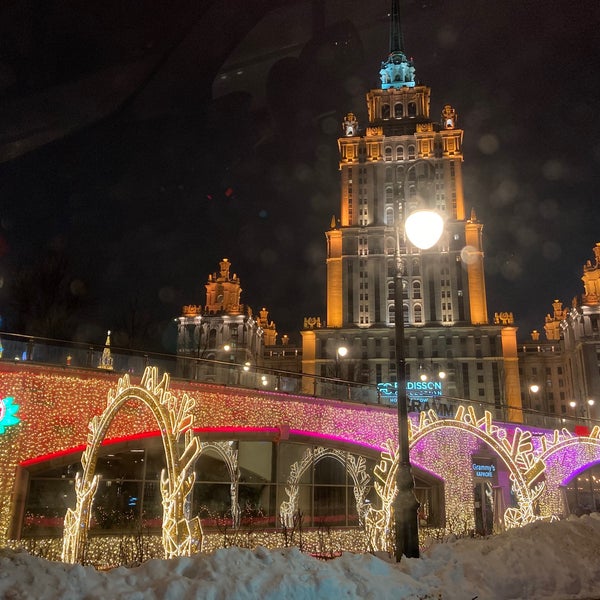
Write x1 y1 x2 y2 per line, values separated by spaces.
460 245 479 265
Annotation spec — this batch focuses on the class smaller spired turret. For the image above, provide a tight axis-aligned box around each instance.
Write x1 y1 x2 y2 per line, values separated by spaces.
258 307 278 347
98 330 114 371
544 300 568 341
582 243 600 306
379 0 415 89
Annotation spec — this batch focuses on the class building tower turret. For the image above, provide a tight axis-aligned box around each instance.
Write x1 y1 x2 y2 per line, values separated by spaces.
176 259 278 380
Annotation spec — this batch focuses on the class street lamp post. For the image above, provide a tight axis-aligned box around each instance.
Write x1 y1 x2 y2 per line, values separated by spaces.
571 399 595 424
223 343 236 385
393 256 420 560
587 399 595 423
529 384 540 412
569 400 577 419
335 345 348 378
394 209 444 562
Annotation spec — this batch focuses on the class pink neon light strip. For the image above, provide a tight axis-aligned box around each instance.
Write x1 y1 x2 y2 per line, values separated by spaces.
20 431 162 466
20 427 296 466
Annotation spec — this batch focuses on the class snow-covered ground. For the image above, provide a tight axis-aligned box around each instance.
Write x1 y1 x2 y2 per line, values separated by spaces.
2 515 600 600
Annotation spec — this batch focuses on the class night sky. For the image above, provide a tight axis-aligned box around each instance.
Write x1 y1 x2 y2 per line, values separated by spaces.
0 0 598 352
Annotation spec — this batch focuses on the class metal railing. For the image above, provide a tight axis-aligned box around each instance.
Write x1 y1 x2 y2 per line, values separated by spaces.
0 331 597 431
0 331 382 405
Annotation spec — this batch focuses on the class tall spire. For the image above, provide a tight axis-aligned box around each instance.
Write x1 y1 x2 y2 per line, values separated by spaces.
98 330 114 371
390 0 404 53
380 0 415 89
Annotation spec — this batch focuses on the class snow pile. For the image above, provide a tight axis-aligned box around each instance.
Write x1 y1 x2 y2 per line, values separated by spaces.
407 514 600 599
1 515 600 599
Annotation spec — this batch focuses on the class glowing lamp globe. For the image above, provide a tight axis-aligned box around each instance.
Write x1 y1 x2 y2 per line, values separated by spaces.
405 210 444 250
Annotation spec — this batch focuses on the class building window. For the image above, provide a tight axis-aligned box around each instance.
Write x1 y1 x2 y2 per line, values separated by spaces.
412 281 422 299
386 236 395 254
382 104 390 119
412 259 420 276
414 304 422 323
394 103 403 118
388 282 395 300
408 145 416 160
386 208 394 226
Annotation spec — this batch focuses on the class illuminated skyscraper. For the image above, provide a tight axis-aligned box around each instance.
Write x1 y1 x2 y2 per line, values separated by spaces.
302 0 522 420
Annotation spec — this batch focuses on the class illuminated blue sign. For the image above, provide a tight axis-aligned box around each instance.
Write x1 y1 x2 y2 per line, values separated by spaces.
377 381 443 404
0 396 20 434
407 381 442 394
471 456 497 484
378 383 397 402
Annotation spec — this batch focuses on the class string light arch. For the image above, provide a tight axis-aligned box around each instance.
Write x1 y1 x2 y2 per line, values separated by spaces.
279 446 371 529
199 441 240 528
411 406 547 529
538 426 600 517
366 405 550 550
62 367 202 563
